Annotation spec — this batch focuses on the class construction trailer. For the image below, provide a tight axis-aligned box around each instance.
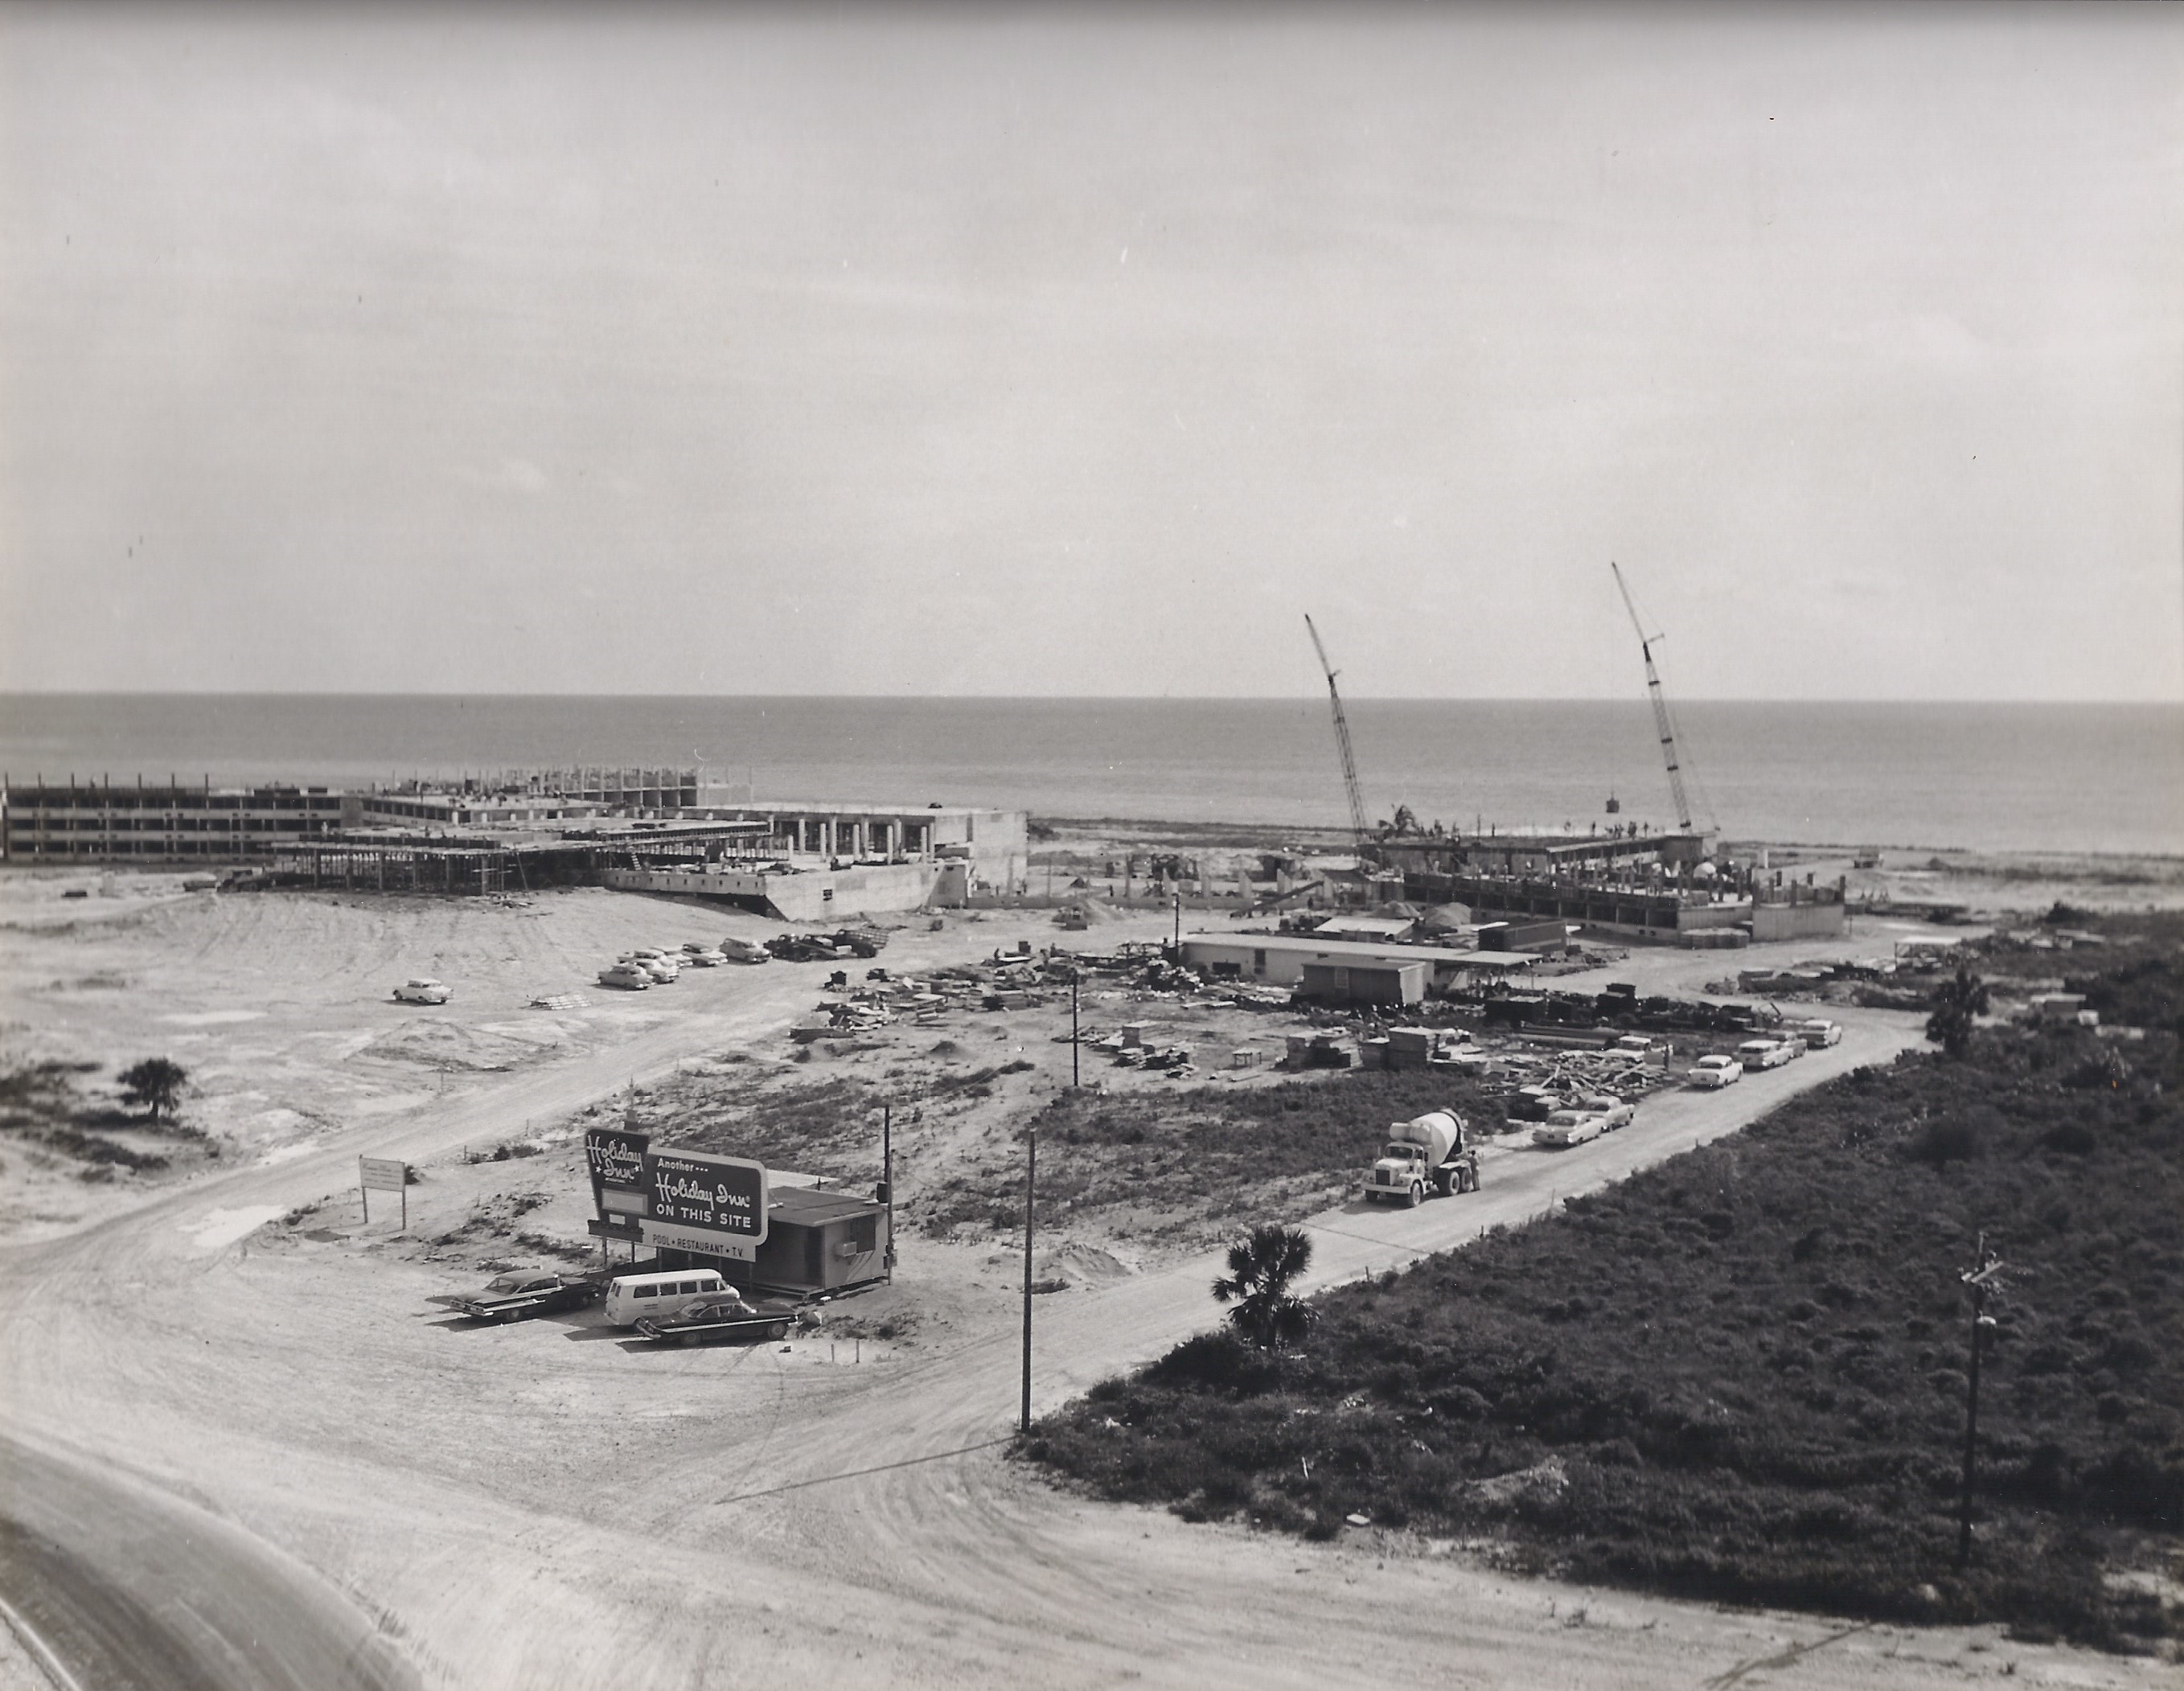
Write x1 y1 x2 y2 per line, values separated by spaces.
1299 959 1429 1008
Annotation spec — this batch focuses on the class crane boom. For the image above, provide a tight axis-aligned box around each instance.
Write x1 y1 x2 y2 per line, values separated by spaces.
1304 614 1371 849
1611 562 1694 831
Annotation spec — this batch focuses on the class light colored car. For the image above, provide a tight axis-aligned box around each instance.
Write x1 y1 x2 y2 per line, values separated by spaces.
620 952 679 983
393 978 451 1004
597 962 652 991
1577 1095 1636 1131
1792 1018 1843 1049
719 936 771 965
1533 1110 1606 1149
679 942 726 967
1689 1054 1744 1089
1737 1039 1792 1070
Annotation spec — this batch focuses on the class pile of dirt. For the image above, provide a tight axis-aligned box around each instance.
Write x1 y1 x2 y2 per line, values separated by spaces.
354 1018 577 1072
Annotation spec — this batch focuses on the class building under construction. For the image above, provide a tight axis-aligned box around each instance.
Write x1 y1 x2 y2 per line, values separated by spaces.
3 770 1029 917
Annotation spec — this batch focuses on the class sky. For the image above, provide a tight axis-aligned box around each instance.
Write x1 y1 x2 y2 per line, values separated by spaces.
2 2 2179 700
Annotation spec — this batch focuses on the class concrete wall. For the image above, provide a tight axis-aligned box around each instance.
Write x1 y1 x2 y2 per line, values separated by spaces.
603 861 942 919
1751 901 1848 942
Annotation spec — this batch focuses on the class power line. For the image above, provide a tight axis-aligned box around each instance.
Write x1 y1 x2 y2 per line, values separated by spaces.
712 1437 1014 1506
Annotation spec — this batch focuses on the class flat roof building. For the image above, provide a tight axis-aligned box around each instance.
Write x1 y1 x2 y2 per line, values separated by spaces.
1181 931 1535 992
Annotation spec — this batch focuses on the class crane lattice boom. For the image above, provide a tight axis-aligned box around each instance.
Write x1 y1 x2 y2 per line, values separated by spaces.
1611 562 1694 832
1304 614 1370 850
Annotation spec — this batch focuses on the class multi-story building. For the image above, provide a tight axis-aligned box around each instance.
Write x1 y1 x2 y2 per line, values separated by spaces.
2 780 345 862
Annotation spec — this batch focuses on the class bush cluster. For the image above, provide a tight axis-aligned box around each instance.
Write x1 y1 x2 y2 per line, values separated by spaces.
1028 933 2184 1649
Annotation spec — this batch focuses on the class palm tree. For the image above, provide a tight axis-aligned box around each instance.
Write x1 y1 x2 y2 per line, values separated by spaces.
1212 1224 1316 1351
1926 967 1990 1060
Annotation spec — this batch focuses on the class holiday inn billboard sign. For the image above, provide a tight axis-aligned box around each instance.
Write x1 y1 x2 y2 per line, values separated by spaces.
637 1148 768 1262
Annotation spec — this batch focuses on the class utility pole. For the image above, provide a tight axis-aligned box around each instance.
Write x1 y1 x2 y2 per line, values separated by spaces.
1020 1127 1037 1433
881 1104 896 1276
1070 970 1081 1089
1172 887 1182 956
1957 1234 2005 1568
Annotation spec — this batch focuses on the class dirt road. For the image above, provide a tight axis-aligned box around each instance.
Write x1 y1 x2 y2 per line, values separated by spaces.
2 888 2170 1690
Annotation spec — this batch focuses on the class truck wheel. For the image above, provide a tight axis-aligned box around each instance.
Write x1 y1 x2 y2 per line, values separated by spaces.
767 1321 789 1341
1406 1182 1422 1208
1435 1170 1455 1197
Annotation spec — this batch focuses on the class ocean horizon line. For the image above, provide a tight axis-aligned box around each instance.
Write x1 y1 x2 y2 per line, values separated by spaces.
1 689 2178 710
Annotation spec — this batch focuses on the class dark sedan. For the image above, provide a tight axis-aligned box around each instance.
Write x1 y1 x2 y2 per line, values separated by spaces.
435 1271 604 1324
634 1292 803 1346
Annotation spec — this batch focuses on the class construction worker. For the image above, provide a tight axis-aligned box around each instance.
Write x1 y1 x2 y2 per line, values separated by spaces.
1460 1145 1482 1192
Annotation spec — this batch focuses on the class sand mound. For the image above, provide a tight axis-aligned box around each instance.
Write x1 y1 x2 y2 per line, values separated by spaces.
354 1018 573 1072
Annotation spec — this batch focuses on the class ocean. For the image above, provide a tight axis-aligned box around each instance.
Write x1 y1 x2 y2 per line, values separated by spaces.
0 696 2176 858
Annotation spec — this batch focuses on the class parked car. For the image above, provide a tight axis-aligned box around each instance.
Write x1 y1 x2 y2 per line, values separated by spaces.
720 936 771 964
619 952 679 983
1688 1054 1744 1089
603 1269 730 1328
1791 1017 1843 1049
634 1289 804 1346
1576 1095 1636 1131
433 1271 604 1324
393 978 452 1005
679 943 726 967
1533 1110 1606 1149
1737 1038 1792 1070
598 962 652 991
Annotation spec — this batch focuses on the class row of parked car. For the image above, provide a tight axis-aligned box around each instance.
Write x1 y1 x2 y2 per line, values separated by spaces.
597 938 771 990
1529 1016 1845 1147
1530 1094 1636 1149
433 1266 806 1344
1685 1019 1841 1090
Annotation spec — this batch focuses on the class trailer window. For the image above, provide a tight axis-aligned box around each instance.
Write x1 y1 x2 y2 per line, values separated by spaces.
846 1215 878 1254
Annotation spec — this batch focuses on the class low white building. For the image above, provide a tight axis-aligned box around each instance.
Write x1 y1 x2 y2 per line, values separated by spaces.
1180 931 1534 993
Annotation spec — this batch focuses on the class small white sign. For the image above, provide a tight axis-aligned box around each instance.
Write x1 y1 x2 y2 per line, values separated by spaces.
359 1156 407 1192
640 1217 756 1261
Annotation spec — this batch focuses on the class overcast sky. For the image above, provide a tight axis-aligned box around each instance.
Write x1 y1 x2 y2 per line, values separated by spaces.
2 2 2178 700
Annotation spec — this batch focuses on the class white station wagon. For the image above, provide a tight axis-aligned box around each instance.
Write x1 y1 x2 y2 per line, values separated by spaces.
1737 1039 1794 1070
1533 1110 1607 1149
392 978 451 1004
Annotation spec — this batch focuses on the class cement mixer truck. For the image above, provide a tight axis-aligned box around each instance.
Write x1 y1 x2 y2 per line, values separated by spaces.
1362 1110 1479 1207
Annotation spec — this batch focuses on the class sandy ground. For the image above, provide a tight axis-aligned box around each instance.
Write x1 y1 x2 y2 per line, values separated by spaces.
1 872 2176 1690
